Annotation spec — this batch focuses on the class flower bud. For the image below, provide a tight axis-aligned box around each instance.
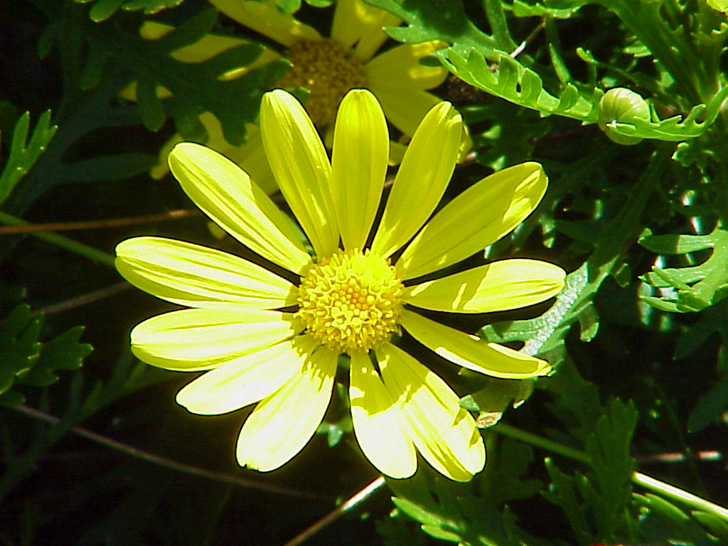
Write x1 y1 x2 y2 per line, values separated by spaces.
597 87 650 145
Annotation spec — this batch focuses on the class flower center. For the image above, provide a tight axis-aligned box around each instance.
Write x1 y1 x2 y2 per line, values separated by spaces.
277 39 367 127
296 250 404 354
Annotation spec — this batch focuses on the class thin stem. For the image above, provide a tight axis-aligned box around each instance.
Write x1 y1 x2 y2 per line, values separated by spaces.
0 211 115 268
492 422 728 522
494 423 590 464
283 476 386 546
13 404 320 499
0 208 201 234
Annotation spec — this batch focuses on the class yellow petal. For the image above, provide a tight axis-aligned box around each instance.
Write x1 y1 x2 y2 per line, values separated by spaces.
177 336 316 415
130 308 303 371
405 259 566 313
399 310 551 379
349 351 416 479
377 343 485 482
236 345 337 471
231 123 279 195
168 142 311 274
371 87 442 138
332 90 388 250
152 117 279 194
366 43 448 92
208 0 320 47
370 102 461 259
332 0 400 61
261 90 339 258
115 237 297 309
398 162 547 280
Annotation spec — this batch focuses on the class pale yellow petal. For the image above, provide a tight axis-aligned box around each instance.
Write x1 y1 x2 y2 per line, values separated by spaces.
151 118 278 194
176 336 316 415
398 162 547 280
115 237 297 309
332 0 400 61
377 343 485 482
130 308 303 371
168 142 311 274
332 90 388 250
371 87 442 138
366 43 448 92
405 259 566 313
349 351 416 478
231 124 279 195
370 102 461 259
261 90 339 258
236 345 338 471
399 310 551 379
209 0 320 47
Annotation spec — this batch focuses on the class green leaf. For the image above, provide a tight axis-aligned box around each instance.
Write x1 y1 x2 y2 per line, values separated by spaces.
465 99 550 171
635 494 724 545
639 229 728 312
0 305 92 407
480 262 599 366
443 47 601 123
511 1 581 18
669 298 728 432
364 0 496 52
0 111 57 206
543 398 638 544
601 86 728 143
460 377 535 427
75 0 185 22
388 471 537 546
480 438 542 506
105 9 290 144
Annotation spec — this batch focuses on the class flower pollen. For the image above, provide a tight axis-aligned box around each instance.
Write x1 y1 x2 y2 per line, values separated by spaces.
296 250 404 354
278 39 367 126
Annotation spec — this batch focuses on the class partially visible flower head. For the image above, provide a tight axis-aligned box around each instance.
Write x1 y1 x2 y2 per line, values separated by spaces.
116 88 565 481
131 0 455 189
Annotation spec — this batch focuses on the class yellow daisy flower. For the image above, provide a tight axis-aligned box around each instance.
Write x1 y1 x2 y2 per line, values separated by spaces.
138 0 450 188
115 88 565 481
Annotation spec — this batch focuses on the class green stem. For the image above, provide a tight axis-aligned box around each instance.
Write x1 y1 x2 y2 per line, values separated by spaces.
0 211 115 268
632 472 728 520
494 423 589 464
493 423 728 522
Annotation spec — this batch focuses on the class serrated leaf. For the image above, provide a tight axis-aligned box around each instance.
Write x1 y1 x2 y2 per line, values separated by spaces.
670 299 728 432
18 327 92 387
105 9 290 145
466 99 550 171
640 229 728 312
480 438 542 505
364 0 495 52
544 398 638 544
0 111 57 205
388 468 541 546
0 305 92 407
443 47 600 124
0 306 42 396
603 86 728 143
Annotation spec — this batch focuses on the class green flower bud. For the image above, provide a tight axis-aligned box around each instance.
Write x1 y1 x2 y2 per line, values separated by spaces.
597 87 650 145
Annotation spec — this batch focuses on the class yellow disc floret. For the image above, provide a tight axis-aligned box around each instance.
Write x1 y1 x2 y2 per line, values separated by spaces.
277 39 367 127
296 250 404 353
